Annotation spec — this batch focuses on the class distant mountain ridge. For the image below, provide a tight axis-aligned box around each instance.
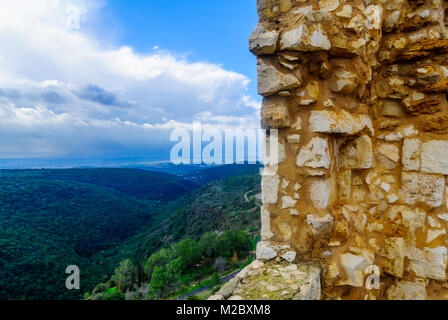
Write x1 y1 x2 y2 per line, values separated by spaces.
0 168 197 201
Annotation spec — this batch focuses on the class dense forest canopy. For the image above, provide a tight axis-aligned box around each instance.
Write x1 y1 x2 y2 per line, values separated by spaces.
0 165 261 300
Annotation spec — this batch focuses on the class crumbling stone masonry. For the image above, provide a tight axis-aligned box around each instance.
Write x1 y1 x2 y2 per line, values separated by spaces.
216 0 448 300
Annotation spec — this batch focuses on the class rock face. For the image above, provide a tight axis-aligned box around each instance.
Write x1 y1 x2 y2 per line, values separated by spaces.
249 24 279 55
250 0 448 300
210 260 322 300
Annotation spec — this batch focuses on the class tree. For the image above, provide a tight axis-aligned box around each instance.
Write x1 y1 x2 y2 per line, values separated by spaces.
166 257 183 291
172 238 200 270
144 248 174 279
198 232 219 258
213 257 227 273
113 259 135 292
149 266 168 299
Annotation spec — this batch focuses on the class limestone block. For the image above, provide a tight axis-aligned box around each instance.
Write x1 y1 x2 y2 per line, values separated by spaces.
287 134 301 144
381 100 406 118
280 25 331 52
427 229 446 243
327 263 340 279
319 0 339 12
261 172 279 205
338 136 373 170
421 140 448 175
365 5 383 30
292 266 321 300
337 170 351 202
310 110 373 135
406 246 447 280
256 241 291 261
249 23 279 55
330 70 359 95
256 241 278 261
387 206 426 244
346 14 365 33
309 179 332 209
281 196 297 209
264 137 286 166
402 139 421 171
400 172 445 208
306 213 334 237
381 237 405 278
261 207 274 240
339 253 371 287
383 10 400 32
293 117 302 131
297 137 331 169
387 280 427 300
378 143 400 163
257 0 291 19
278 221 292 241
261 97 290 129
257 58 301 96
281 250 296 262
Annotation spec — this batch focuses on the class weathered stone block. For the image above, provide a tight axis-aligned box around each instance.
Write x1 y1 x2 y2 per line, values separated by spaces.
330 70 359 95
280 25 331 52
281 196 296 209
261 207 274 240
287 134 301 144
256 241 291 261
387 206 426 244
260 96 290 129
387 280 427 300
378 143 400 163
306 213 334 237
310 110 373 135
338 136 373 170
381 237 405 278
263 137 286 166
402 139 421 171
261 172 279 205
400 172 444 208
249 23 279 55
337 170 351 202
319 0 340 12
309 179 332 209
381 100 406 118
297 137 331 169
257 58 301 96
257 0 291 19
421 140 448 175
278 221 292 241
406 246 447 280
338 253 371 287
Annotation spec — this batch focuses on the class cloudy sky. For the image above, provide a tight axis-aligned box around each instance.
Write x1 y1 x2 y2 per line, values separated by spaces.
0 0 260 167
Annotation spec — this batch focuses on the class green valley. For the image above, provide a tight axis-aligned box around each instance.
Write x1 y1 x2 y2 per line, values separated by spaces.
0 165 261 300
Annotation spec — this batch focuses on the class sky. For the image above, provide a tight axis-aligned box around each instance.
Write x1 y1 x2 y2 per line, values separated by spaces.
0 0 260 167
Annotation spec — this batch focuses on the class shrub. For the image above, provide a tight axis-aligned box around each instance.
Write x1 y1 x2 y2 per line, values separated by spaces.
103 291 125 300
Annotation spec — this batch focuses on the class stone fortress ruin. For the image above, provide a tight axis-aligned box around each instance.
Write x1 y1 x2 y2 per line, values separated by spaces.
210 0 448 300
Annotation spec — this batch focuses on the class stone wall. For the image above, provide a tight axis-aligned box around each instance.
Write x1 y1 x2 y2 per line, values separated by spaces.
252 0 448 300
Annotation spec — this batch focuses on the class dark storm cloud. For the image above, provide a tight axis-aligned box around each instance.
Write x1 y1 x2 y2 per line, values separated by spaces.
74 84 132 108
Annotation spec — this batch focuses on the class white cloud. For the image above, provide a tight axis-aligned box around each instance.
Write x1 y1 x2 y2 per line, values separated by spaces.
0 0 260 160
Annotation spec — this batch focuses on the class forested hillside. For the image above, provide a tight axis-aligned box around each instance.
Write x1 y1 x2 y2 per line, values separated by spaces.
0 168 196 201
0 165 261 300
0 177 158 299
